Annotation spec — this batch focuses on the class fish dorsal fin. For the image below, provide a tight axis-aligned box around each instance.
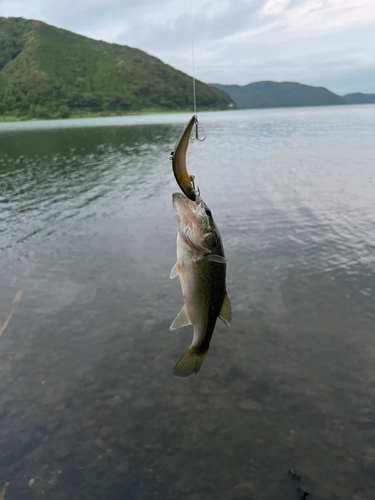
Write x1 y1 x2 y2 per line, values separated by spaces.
169 304 192 331
203 254 227 264
219 292 231 327
170 263 179 279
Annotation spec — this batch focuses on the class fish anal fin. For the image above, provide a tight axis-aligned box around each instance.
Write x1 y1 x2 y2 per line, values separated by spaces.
173 347 209 378
169 304 192 331
203 254 227 264
219 291 231 327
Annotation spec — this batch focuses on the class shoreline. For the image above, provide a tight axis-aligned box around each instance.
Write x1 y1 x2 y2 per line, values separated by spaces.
0 108 227 124
2 102 375 124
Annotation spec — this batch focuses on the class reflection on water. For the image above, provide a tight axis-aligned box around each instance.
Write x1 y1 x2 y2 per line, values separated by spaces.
0 125 176 253
0 106 375 499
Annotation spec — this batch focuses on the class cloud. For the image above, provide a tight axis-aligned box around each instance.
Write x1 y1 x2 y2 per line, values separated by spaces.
0 0 374 94
262 0 291 16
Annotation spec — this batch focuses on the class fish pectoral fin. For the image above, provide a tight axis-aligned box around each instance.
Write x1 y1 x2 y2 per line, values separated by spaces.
203 254 227 264
169 304 192 331
170 263 179 279
219 292 232 327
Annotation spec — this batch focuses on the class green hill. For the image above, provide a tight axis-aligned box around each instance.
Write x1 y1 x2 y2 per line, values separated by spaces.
210 81 346 109
344 93 375 104
0 17 233 119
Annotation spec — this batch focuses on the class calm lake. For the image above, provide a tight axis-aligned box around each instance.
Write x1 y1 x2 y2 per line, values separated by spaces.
1 105 375 500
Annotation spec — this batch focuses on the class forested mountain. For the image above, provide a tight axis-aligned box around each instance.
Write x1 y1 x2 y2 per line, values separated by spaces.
0 17 233 119
210 81 346 109
1 17 372 120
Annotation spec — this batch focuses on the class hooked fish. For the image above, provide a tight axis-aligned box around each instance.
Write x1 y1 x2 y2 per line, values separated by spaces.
170 116 231 377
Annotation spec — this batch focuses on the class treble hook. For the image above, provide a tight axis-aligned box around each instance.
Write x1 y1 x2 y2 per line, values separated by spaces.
190 116 206 142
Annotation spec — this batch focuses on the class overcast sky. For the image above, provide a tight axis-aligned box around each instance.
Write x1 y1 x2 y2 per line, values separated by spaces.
1 0 374 94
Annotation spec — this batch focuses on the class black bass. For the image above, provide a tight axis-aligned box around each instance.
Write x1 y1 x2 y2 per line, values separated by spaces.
170 116 231 377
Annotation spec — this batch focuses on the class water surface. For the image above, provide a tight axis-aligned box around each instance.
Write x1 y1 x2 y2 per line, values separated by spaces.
1 105 375 500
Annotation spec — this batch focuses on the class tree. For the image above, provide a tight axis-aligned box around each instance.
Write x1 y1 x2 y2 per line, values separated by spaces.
58 105 70 118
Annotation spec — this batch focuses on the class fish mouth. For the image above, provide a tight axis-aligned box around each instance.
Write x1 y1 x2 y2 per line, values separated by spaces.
172 193 210 254
172 192 196 218
172 192 193 204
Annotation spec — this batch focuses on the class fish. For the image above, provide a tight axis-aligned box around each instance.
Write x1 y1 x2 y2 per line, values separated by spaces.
170 116 231 377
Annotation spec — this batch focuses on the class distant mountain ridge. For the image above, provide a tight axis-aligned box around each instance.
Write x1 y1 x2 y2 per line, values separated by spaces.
1 17 373 120
0 17 232 119
210 81 347 109
344 93 375 104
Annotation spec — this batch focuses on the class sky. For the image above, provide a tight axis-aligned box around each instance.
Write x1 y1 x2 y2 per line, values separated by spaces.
1 0 374 95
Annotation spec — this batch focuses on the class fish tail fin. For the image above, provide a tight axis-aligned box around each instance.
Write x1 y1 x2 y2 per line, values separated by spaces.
173 346 209 378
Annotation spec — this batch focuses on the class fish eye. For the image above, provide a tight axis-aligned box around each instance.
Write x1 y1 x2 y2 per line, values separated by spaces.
204 206 212 217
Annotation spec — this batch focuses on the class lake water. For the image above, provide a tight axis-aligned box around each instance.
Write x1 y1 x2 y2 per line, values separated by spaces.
0 105 375 500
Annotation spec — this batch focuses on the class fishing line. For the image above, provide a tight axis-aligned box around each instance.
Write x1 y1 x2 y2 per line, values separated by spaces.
190 0 197 114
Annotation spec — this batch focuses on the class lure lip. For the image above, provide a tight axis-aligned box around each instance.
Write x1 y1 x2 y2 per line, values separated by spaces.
171 115 197 202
